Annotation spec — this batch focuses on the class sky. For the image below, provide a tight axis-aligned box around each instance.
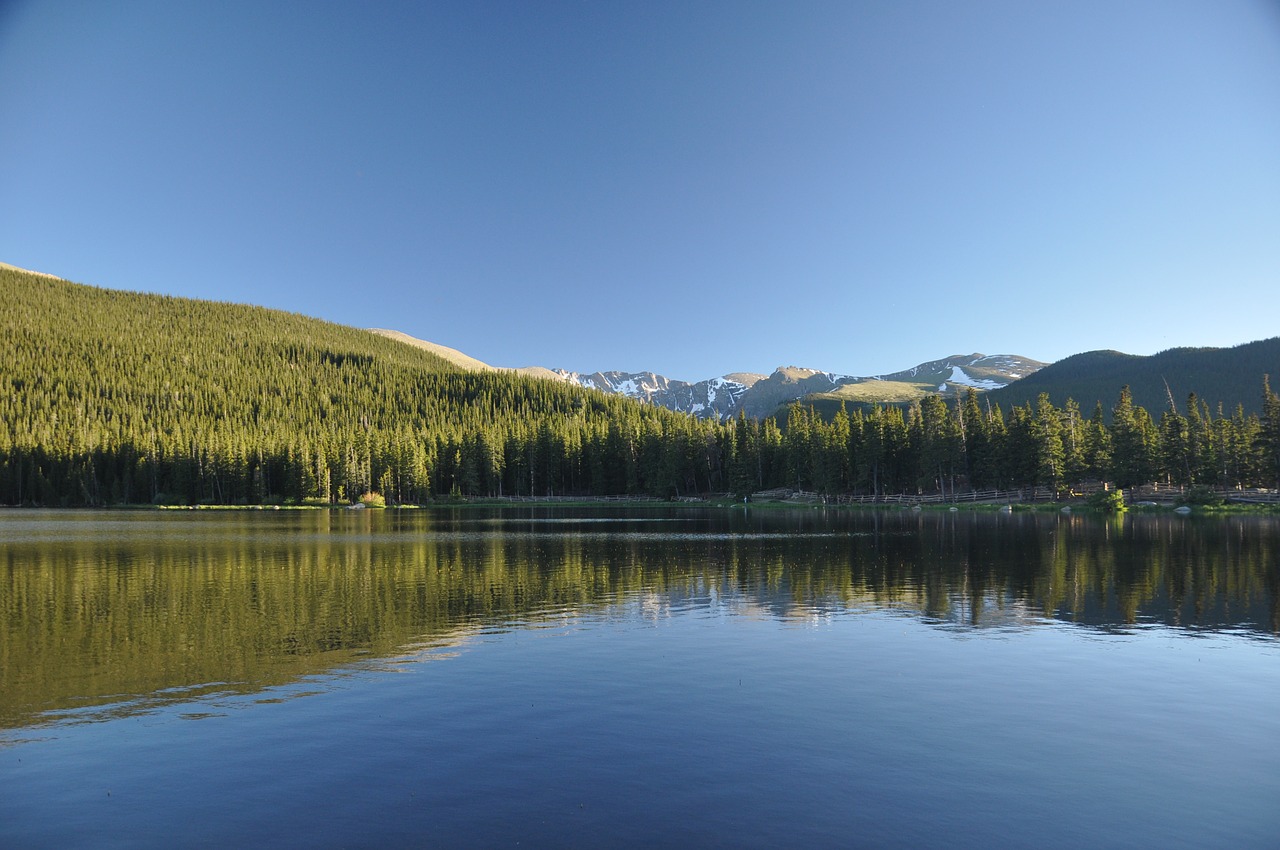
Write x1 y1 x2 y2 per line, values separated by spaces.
2 1 1279 381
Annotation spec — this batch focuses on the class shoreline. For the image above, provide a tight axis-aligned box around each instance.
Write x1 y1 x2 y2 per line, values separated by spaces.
2 499 1277 515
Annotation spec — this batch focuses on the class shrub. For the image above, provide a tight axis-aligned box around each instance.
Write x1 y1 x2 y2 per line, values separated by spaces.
358 491 387 508
1177 485 1223 507
1087 488 1126 513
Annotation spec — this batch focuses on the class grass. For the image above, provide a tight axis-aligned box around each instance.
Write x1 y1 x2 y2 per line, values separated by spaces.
811 379 935 404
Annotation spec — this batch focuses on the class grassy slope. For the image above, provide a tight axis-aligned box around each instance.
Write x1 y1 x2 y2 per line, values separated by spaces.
368 328 497 371
813 380 935 404
370 327 570 383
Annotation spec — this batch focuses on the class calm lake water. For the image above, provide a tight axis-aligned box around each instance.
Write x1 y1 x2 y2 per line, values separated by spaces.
2 506 1278 848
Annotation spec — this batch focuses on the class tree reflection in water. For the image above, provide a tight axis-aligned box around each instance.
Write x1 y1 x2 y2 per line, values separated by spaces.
3 507 1277 731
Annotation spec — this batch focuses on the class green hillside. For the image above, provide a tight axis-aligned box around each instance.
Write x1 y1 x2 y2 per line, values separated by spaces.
0 266 725 505
4 264 1279 505
984 339 1280 417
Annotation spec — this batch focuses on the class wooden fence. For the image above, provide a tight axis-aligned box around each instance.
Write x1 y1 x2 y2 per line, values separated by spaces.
491 494 663 503
456 485 1280 506
748 487 1057 505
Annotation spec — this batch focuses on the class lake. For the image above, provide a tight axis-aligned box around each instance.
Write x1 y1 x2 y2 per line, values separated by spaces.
2 506 1278 848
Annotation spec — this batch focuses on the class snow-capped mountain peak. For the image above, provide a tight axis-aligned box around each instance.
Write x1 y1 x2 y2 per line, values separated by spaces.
552 354 1041 419
550 369 760 418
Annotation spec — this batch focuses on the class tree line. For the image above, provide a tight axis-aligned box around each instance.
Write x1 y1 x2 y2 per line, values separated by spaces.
3 267 1279 505
739 383 1280 498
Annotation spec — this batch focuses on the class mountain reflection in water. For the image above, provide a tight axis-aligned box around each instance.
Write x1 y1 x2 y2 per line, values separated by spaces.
3 507 1277 732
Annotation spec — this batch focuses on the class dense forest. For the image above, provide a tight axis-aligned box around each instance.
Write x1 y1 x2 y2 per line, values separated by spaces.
981 337 1280 416
2 266 1279 505
0 267 726 504
760 385 1280 497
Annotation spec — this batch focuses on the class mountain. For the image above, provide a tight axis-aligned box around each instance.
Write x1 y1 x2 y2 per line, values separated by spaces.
745 353 1042 418
982 338 1280 417
550 354 1043 420
550 369 765 419
372 328 1044 419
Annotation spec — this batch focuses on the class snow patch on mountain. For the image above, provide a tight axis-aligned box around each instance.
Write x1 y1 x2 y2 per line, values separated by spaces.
945 366 1006 390
614 378 646 397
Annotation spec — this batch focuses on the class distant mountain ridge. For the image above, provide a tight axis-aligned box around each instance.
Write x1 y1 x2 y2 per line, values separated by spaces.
550 353 1043 418
373 330 1043 419
781 353 1042 417
550 369 764 419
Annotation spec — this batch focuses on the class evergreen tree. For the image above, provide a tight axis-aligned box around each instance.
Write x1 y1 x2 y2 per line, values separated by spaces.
1159 410 1191 487
960 390 994 490
1082 402 1111 481
1061 398 1087 485
1260 375 1280 490
1186 394 1214 486
1004 404 1039 491
1110 386 1152 488
1032 393 1066 493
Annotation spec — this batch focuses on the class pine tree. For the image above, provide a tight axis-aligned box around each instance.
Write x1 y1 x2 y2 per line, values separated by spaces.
1033 394 1066 493
1061 398 1086 485
1159 410 1191 487
1260 375 1280 490
1082 402 1111 481
1110 386 1153 488
1004 404 1039 491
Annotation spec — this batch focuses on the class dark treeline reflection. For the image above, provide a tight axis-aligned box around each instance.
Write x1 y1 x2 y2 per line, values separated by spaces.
3 508 1278 731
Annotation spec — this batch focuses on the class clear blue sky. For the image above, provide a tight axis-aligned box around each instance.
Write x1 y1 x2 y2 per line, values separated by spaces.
3 1 1279 380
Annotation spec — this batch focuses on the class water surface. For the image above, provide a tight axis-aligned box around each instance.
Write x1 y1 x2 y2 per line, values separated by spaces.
2 507 1277 847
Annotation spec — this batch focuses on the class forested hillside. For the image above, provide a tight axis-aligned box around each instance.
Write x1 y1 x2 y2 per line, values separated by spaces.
0 267 726 504
983 338 1280 416
3 266 1279 505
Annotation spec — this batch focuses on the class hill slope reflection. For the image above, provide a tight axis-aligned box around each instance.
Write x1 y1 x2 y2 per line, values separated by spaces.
3 508 1277 731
